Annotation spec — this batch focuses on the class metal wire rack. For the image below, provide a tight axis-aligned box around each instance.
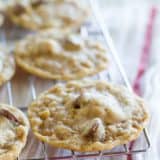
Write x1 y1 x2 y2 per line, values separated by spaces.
0 0 150 159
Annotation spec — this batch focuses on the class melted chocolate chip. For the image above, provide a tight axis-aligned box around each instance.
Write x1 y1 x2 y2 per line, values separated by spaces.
31 0 46 8
86 123 99 139
73 103 81 109
73 96 81 109
13 4 26 16
0 109 20 124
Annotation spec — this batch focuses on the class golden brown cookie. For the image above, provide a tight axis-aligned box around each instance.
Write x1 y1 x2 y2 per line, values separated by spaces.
28 80 149 152
0 14 4 26
15 30 108 80
0 104 29 160
0 53 15 86
6 0 89 31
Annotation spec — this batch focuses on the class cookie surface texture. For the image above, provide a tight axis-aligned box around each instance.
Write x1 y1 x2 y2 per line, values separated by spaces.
0 53 15 86
0 104 29 160
15 30 108 80
6 0 89 31
28 80 149 152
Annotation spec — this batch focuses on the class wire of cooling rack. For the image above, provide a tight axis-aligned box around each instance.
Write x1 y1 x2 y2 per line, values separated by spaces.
2 1 150 160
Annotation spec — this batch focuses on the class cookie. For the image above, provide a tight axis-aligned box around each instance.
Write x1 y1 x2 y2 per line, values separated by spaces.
28 80 149 152
0 14 3 26
0 104 29 160
0 53 15 86
15 30 108 80
6 0 89 31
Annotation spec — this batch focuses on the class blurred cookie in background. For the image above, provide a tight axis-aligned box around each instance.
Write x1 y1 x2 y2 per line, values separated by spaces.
0 14 4 26
5 0 89 31
14 29 108 80
0 48 15 86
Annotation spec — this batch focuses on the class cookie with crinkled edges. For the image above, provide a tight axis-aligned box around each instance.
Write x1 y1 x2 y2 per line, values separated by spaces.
28 80 149 152
0 14 4 26
14 30 108 80
6 0 89 31
0 53 15 86
0 104 29 160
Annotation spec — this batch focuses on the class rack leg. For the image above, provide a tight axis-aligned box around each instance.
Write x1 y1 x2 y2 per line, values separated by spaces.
96 151 103 160
42 142 48 160
71 151 77 160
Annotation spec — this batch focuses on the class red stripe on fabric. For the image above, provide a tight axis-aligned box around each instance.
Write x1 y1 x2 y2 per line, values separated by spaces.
127 6 157 160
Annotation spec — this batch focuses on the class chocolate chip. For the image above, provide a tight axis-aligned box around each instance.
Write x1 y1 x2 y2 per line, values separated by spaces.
73 96 81 109
85 123 99 139
13 4 26 16
31 0 46 8
73 103 81 109
0 109 20 124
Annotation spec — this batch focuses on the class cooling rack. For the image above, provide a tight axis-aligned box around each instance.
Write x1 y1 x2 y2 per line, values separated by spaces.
0 0 150 159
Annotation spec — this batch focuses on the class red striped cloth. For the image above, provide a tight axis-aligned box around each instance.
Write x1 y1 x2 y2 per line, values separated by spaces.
127 6 157 160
